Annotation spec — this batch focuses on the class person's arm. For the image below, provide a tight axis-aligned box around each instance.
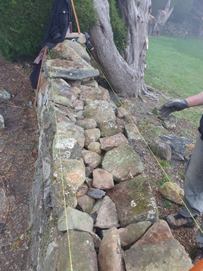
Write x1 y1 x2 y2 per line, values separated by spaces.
159 92 203 117
185 92 203 107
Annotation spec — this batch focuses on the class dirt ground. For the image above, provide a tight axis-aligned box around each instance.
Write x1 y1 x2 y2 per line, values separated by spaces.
0 57 201 270
0 58 38 271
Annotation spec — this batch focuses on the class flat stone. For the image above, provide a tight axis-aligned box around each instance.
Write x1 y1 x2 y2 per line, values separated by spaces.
82 149 101 169
84 100 116 125
95 196 120 229
51 78 76 102
80 85 110 101
58 206 93 233
98 227 125 271
52 134 81 160
44 230 98 271
106 176 158 227
102 145 143 181
159 182 184 205
124 239 193 271
132 219 174 248
118 221 152 248
92 168 114 190
52 159 86 212
44 58 99 81
99 133 128 151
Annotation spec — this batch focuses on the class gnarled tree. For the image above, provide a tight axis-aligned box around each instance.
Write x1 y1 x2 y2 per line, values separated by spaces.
90 0 153 99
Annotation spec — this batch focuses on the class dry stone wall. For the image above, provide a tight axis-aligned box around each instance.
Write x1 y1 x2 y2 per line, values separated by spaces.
27 40 193 271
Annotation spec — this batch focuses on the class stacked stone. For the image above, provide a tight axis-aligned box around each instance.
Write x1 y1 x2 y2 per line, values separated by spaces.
27 40 193 271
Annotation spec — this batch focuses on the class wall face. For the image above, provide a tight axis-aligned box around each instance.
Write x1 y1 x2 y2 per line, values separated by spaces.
28 40 196 271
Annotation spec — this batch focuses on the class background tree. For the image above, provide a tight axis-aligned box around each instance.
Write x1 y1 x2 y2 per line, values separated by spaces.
188 0 203 38
90 0 153 98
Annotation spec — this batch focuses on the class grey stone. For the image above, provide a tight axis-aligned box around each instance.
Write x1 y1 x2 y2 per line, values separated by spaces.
161 134 193 161
51 78 76 102
0 89 11 100
84 100 116 125
106 176 158 227
88 142 101 154
44 58 99 81
0 115 5 130
53 134 81 160
102 145 144 181
87 188 106 199
124 239 193 271
44 231 98 271
95 196 120 229
62 39 91 62
58 206 93 233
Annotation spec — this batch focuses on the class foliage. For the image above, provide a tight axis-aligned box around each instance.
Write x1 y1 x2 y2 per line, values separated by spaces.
108 0 127 53
73 0 98 33
151 0 194 22
162 200 172 208
0 0 54 61
145 35 203 131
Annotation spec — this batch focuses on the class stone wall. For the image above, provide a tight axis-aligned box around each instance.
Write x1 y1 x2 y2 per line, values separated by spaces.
27 40 193 271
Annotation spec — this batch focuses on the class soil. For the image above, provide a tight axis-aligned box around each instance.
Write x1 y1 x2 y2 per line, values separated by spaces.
0 58 200 270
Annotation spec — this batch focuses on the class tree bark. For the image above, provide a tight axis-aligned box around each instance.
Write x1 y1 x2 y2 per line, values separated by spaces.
90 0 153 98
150 0 174 36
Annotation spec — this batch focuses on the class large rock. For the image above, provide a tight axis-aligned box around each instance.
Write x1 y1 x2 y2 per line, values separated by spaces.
58 206 93 233
159 182 184 205
95 196 120 229
124 239 193 271
82 150 101 169
132 220 174 248
102 145 144 181
99 133 128 151
106 176 158 227
44 231 98 271
118 221 152 248
149 137 171 161
98 227 125 271
99 121 123 137
84 100 116 125
160 134 193 161
52 159 86 212
92 168 114 190
44 58 99 81
52 134 81 160
80 85 110 101
84 128 101 147
76 118 97 130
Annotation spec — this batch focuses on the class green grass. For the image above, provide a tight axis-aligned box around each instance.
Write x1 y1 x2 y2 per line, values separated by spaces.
145 35 203 127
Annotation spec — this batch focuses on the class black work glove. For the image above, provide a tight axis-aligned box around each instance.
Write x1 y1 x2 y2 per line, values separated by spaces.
159 99 189 117
198 115 203 140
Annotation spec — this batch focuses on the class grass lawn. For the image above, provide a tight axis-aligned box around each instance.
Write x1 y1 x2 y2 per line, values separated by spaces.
145 35 203 126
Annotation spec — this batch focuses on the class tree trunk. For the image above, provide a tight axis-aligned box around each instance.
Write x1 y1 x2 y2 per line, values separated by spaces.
90 0 153 98
150 0 174 36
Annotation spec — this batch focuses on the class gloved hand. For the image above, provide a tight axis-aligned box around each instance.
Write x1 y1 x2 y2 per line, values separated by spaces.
198 115 203 140
159 99 189 117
